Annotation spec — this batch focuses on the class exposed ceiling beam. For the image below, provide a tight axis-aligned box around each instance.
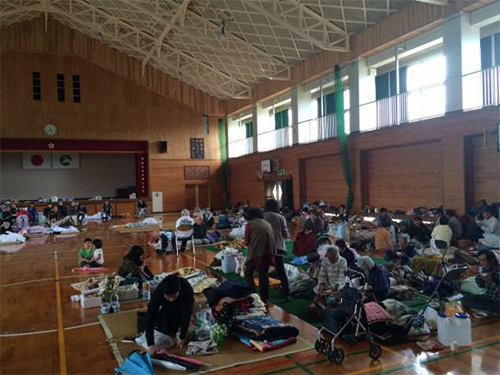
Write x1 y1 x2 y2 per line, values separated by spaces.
244 1 349 52
160 0 289 73
64 0 250 95
0 3 41 17
415 0 449 5
141 0 192 73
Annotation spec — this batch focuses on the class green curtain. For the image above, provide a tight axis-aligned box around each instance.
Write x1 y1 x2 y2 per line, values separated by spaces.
218 119 231 208
334 65 354 212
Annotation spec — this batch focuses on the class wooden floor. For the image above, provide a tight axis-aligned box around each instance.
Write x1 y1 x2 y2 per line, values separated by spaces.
1 214 499 375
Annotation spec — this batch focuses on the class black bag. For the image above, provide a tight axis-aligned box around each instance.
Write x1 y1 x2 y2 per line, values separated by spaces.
137 311 147 334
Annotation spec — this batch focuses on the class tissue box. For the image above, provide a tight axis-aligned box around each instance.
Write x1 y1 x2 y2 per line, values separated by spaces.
80 294 101 309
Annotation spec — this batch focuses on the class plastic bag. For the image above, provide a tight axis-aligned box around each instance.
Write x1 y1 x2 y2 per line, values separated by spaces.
423 306 438 330
195 309 218 341
284 264 300 281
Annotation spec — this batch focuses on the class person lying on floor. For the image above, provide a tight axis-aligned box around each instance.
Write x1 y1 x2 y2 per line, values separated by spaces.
78 238 100 268
193 215 209 245
463 249 499 315
431 217 453 248
117 245 154 285
244 207 277 304
357 256 391 302
146 275 194 353
384 234 418 265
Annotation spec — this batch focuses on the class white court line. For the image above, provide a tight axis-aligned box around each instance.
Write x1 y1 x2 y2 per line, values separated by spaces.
0 277 55 288
0 322 101 337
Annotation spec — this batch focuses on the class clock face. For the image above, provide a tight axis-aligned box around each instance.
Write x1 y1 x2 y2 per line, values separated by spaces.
44 124 57 136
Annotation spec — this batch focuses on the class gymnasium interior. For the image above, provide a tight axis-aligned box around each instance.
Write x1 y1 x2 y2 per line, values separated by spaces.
0 0 500 374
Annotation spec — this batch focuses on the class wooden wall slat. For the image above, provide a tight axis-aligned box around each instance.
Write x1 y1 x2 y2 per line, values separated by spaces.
304 154 348 205
471 134 500 205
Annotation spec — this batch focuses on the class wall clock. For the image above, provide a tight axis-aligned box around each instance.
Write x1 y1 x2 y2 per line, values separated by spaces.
43 124 57 136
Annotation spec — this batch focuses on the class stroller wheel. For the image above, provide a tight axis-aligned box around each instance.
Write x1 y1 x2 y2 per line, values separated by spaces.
321 341 331 355
369 345 382 360
334 348 345 365
327 348 337 363
314 339 322 353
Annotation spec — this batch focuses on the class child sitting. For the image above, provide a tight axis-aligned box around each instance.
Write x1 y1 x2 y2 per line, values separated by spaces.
101 201 113 221
91 239 105 266
78 238 99 268
193 215 209 245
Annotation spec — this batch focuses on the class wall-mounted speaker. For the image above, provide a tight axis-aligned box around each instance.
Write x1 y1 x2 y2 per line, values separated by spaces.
159 141 167 153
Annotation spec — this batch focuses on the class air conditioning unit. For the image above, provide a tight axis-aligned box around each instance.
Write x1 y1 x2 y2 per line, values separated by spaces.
261 160 271 173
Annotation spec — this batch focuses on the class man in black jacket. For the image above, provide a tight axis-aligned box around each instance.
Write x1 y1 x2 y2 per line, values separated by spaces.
146 275 194 353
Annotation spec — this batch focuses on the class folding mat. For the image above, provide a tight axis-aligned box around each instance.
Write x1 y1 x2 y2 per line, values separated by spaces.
99 309 314 374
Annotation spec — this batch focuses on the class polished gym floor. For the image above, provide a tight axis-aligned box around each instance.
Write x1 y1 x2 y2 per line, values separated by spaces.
0 215 499 375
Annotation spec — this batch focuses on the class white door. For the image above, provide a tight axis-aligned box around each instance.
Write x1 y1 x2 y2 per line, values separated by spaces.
152 191 163 213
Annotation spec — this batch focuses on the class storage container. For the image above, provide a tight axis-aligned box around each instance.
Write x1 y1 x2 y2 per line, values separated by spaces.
437 312 471 347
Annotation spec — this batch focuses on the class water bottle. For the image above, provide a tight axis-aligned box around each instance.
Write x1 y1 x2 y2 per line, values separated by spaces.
143 281 151 300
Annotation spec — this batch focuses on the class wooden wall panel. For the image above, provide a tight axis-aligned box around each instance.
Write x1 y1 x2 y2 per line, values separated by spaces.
0 18 224 115
228 106 499 215
471 134 500 204
304 154 348 205
366 142 443 210
149 159 223 212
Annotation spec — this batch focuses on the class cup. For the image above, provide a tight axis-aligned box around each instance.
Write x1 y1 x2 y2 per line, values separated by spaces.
450 341 458 352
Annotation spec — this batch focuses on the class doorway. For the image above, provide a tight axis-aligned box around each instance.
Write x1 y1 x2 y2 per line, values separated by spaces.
185 184 211 210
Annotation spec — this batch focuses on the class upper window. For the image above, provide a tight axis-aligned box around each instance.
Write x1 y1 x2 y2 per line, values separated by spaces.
245 121 253 138
275 109 290 130
480 32 500 69
375 67 408 100
32 71 41 101
72 74 81 103
57 73 65 102
202 115 209 134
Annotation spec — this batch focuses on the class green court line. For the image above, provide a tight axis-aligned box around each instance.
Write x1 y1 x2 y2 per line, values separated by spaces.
376 339 500 375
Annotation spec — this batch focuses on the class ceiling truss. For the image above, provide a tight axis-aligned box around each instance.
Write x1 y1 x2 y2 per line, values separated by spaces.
0 0 414 99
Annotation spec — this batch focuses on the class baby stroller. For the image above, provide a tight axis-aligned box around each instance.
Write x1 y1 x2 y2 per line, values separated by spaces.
315 269 382 365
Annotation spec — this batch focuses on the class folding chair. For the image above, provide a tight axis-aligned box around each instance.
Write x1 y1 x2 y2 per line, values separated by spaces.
175 224 195 256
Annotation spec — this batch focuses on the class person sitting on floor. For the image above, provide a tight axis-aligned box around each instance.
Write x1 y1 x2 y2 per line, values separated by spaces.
146 275 194 353
1 205 13 226
318 246 348 294
384 233 418 265
27 204 38 225
101 201 113 221
50 205 59 224
335 239 357 268
175 209 195 252
303 209 325 235
216 209 230 229
43 204 52 225
264 199 290 299
357 256 391 302
68 201 77 216
203 207 215 229
408 217 431 244
10 203 18 216
117 245 154 285
57 201 68 220
193 215 209 245
15 210 29 230
78 238 99 268
476 207 500 236
244 207 277 304
76 202 87 224
137 199 148 217
90 238 105 267
445 209 463 240
374 208 394 228
431 217 453 248
375 221 393 253
463 249 499 314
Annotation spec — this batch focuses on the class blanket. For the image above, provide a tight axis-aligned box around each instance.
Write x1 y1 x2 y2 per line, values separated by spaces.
0 232 26 244
233 314 300 341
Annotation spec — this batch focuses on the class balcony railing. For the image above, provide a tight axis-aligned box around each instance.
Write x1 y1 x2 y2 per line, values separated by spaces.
228 137 253 158
257 126 292 152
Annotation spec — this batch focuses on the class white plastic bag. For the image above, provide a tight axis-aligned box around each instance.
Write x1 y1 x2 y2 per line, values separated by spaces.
284 264 300 281
135 331 176 350
423 306 439 330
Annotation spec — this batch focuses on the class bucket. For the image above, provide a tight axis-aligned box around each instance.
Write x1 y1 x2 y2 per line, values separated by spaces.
437 313 472 347
222 253 237 274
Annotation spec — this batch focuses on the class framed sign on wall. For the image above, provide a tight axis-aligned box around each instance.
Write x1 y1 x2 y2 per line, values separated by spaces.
190 138 205 159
